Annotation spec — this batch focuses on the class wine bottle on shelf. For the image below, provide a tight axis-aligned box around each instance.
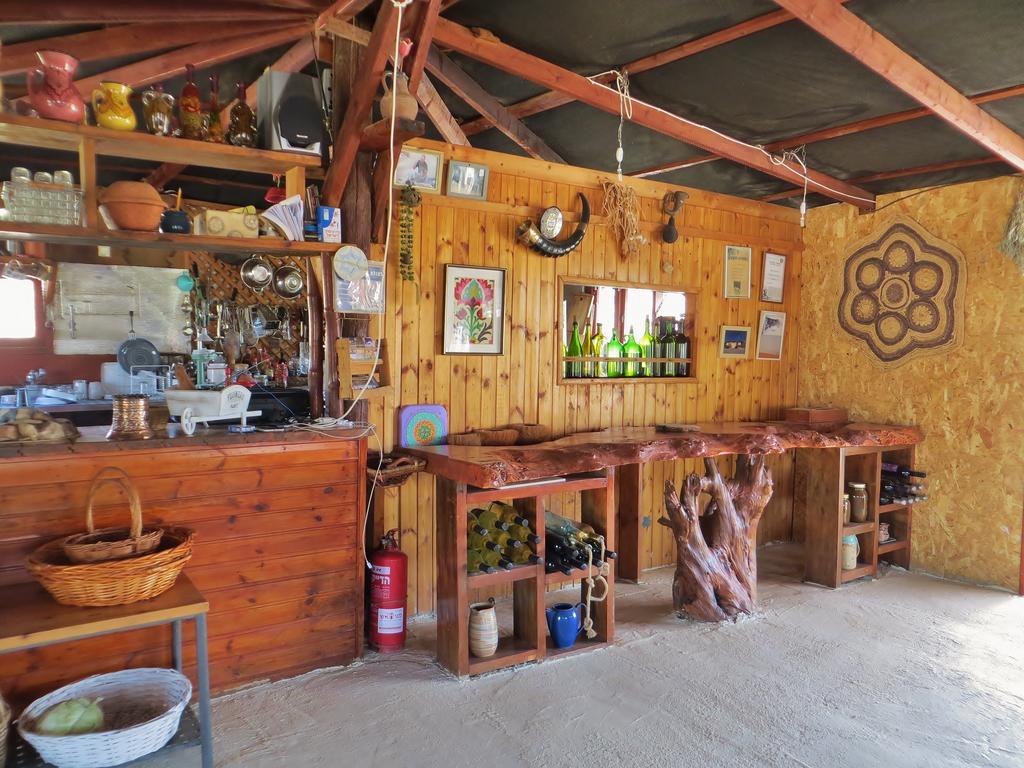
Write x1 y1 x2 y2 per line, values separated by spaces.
466 512 489 537
477 547 514 571
881 481 927 496
546 558 573 576
490 502 531 529
676 318 690 377
490 530 524 550
467 549 497 574
566 319 584 378
581 322 593 378
505 546 542 566
546 510 618 560
881 462 926 479
591 323 606 377
577 521 618 559
658 317 676 377
623 327 642 377
640 318 656 377
606 330 624 377
468 530 501 553
547 531 603 569
473 507 509 532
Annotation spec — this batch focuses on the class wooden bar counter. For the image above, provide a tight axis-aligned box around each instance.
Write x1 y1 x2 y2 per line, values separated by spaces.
0 425 367 707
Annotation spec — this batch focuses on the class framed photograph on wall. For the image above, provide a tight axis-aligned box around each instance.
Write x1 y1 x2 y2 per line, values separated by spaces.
761 252 786 303
443 265 506 355
756 310 787 361
719 325 751 358
724 245 752 299
393 147 444 194
446 160 489 200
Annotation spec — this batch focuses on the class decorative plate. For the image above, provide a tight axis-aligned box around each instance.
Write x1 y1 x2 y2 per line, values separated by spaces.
398 404 448 448
334 245 368 281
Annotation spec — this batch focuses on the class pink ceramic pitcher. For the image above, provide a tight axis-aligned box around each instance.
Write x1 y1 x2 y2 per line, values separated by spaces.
27 50 86 123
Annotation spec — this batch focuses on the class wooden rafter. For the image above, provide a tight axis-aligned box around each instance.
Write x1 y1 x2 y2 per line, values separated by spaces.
316 0 374 28
405 0 443 91
432 18 874 208
321 0 400 207
760 156 1003 203
0 0 308 22
459 1 852 138
425 46 563 163
775 0 1024 172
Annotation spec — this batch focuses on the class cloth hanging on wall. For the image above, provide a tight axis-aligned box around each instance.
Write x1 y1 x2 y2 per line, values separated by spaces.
837 215 966 367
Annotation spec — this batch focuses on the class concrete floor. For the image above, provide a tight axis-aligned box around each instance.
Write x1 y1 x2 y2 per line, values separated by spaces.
157 545 1024 768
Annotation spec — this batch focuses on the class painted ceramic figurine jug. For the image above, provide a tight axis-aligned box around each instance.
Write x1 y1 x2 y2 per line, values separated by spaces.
92 82 136 131
141 84 176 136
178 63 205 140
27 50 85 123
228 82 256 147
380 71 418 121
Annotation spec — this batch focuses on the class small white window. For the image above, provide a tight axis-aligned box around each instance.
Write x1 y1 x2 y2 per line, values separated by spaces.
0 278 37 339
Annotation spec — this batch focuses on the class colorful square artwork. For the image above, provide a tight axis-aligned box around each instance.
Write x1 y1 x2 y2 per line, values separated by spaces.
398 404 448 448
443 265 505 355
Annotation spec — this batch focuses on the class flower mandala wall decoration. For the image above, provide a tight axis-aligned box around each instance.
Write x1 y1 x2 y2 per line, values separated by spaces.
838 216 965 366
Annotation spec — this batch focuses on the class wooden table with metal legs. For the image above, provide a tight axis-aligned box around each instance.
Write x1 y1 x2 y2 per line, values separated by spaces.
0 575 213 768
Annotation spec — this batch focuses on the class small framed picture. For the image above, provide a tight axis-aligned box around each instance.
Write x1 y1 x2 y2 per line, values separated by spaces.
719 325 751 358
393 147 444 194
443 264 506 355
724 245 752 299
446 160 489 200
761 252 786 303
756 310 787 361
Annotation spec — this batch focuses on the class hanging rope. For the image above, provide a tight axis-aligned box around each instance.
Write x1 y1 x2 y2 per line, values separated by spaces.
612 70 632 181
580 535 610 640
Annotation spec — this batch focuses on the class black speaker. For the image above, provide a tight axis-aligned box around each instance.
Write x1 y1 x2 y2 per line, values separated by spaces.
257 71 324 155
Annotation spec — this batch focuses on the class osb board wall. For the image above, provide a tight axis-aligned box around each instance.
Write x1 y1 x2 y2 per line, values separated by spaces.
367 139 804 616
798 175 1024 591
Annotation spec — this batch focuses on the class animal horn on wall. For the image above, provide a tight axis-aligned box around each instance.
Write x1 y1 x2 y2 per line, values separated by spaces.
516 192 590 257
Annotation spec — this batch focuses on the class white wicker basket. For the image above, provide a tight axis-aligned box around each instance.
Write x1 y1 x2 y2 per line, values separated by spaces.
17 668 191 768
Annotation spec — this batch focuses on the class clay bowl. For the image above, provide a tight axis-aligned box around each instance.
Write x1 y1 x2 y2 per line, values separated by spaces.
100 181 167 231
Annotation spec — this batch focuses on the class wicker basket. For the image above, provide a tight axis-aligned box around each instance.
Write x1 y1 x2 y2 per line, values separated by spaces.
18 668 191 768
367 454 426 488
1 690 9 768
62 468 163 564
27 527 193 607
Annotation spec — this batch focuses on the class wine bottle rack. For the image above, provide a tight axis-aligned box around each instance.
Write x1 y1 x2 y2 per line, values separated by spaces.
435 469 616 676
801 443 917 588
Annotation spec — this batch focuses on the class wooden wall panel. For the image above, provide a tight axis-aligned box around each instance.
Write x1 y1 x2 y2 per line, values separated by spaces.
0 435 365 705
372 141 804 616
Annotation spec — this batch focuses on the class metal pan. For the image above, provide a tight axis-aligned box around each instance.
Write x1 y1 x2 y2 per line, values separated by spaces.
117 310 160 374
240 255 273 293
272 264 304 299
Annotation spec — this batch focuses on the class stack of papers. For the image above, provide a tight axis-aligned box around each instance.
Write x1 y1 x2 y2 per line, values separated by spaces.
261 195 305 241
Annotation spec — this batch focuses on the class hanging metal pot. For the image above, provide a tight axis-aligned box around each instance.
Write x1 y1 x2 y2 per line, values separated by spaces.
240 255 273 293
271 264 304 299
516 192 590 257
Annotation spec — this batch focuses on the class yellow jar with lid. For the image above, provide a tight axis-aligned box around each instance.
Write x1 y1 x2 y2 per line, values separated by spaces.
848 482 868 523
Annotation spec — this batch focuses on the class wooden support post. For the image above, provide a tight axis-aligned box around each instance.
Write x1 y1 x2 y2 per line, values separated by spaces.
512 497 545 654
284 165 306 199
78 137 97 229
580 467 616 642
305 255 325 420
615 462 642 583
436 478 469 676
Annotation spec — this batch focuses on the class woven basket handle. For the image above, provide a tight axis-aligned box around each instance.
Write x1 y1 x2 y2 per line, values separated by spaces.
85 467 144 539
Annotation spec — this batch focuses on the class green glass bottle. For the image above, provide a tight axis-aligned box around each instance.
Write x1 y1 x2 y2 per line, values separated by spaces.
676 318 690 377
467 548 497 574
581 323 593 378
473 507 509 532
490 529 523 550
506 545 542 566
605 329 623 377
640 318 656 377
479 547 514 571
591 323 606 377
468 530 501 553
623 327 642 377
659 318 677 377
566 319 584 378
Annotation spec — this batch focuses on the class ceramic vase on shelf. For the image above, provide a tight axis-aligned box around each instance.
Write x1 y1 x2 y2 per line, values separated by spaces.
205 74 224 143
142 84 176 136
380 71 418 121
228 81 256 147
26 50 86 123
178 63 205 140
92 82 136 131
546 602 583 649
468 598 498 658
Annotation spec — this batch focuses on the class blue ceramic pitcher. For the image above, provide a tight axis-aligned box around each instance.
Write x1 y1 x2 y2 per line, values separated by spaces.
546 602 583 649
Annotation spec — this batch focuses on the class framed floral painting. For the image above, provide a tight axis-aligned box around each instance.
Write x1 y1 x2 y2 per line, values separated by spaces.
443 265 505 355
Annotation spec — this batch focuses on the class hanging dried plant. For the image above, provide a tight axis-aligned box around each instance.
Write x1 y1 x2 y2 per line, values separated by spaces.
398 183 421 282
602 179 643 259
999 180 1024 275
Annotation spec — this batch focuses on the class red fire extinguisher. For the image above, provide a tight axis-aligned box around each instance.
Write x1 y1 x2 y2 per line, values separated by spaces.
369 529 407 653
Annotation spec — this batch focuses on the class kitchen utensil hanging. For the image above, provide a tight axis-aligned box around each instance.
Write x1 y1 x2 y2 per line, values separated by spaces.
240 255 273 293
117 310 160 374
272 264 304 299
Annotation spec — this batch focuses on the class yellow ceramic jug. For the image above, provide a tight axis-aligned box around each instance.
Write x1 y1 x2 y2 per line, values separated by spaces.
92 82 136 131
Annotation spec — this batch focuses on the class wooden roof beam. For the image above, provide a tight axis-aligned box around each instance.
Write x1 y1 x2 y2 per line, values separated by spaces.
405 0 443 92
459 1 851 138
0 0 308 23
775 0 1024 172
432 17 874 208
425 46 562 162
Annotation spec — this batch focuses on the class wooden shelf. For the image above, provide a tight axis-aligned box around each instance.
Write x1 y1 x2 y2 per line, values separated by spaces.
467 636 538 675
878 539 909 555
840 562 875 582
0 112 321 174
545 637 608 661
843 521 875 536
0 221 335 256
545 565 601 585
878 503 912 514
467 564 540 588
359 118 426 152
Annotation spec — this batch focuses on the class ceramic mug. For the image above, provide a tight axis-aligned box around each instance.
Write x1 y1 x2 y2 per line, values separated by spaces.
468 598 498 658
546 602 583 649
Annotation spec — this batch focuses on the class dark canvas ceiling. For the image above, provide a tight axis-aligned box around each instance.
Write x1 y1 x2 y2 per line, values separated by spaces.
1 0 1021 210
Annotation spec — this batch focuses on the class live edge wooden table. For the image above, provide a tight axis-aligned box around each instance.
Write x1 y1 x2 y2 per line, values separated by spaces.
0 576 213 768
406 420 922 660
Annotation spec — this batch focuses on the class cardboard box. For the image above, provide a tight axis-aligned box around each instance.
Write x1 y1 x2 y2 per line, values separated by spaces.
317 206 342 243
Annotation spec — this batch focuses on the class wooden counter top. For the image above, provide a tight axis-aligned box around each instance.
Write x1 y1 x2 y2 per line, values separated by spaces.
402 421 923 488
0 424 366 460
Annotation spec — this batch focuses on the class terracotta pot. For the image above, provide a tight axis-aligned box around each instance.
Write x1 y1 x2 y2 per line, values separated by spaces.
380 71 418 121
469 598 498 658
27 50 86 124
100 182 167 231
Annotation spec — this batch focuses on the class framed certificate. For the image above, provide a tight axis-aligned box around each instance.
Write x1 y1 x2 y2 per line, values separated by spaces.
724 245 752 299
761 252 786 303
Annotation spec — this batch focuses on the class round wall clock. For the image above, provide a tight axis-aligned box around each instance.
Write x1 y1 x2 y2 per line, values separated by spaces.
333 245 368 281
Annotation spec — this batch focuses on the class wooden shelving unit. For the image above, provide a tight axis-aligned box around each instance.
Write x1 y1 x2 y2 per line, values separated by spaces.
801 443 919 588
435 468 616 677
336 338 392 401
557 356 695 385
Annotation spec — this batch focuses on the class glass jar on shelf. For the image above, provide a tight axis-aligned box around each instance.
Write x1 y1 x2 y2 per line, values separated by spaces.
848 482 868 523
